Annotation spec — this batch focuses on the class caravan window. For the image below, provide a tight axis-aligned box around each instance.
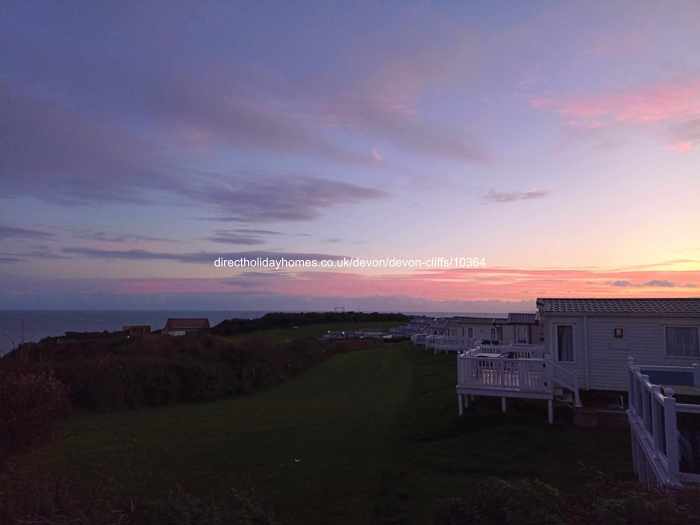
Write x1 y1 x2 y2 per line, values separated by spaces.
666 327 700 357
556 325 574 362
490 326 503 342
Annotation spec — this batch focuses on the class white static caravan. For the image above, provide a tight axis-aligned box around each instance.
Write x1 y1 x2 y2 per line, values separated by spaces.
537 298 700 392
446 314 542 345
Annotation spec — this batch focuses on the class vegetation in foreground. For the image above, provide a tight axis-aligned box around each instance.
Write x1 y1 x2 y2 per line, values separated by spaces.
2 315 698 525
211 311 408 337
1 316 401 415
3 337 663 525
434 477 700 525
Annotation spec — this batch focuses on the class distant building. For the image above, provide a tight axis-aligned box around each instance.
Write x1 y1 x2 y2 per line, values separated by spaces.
445 314 541 345
60 331 113 341
505 313 543 344
163 318 210 336
123 325 151 336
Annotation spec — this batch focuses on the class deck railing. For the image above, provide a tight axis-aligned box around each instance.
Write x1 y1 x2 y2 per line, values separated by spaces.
425 335 474 353
627 358 700 488
549 361 582 406
457 355 549 393
467 344 547 360
410 334 427 345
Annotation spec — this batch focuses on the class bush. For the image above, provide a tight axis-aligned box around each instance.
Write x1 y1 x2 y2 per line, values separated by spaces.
1 328 374 414
134 487 276 525
0 368 70 463
50 354 242 411
566 476 700 525
212 311 407 336
0 468 276 525
433 477 700 525
434 478 565 525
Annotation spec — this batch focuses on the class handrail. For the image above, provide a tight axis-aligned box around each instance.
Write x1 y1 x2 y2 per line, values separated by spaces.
457 355 549 393
676 403 700 414
547 360 581 406
627 357 687 487
456 350 581 405
465 344 545 359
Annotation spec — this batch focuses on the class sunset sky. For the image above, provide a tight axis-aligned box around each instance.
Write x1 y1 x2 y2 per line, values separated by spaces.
1 1 700 311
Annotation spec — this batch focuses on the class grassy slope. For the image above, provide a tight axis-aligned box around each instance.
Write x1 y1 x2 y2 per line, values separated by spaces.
219 320 402 344
23 343 634 525
383 349 634 523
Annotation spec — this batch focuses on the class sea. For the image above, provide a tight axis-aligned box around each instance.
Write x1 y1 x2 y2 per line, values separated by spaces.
0 310 264 355
0 310 507 355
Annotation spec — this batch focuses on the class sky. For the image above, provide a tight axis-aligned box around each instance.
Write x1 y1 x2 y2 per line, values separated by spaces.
1 0 700 311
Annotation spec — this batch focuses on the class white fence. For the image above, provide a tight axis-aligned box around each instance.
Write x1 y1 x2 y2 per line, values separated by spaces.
549 361 581 406
457 355 549 393
455 348 582 424
627 358 700 488
410 334 427 345
424 335 474 353
466 344 546 360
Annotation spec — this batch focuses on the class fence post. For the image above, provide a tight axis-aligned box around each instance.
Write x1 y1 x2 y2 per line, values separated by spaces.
517 361 526 390
651 385 662 450
663 388 680 485
641 374 651 431
627 357 635 413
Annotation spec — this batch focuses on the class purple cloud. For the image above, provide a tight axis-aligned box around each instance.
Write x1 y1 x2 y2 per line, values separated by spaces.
0 83 386 222
0 82 166 204
62 247 347 264
609 279 697 288
483 189 550 203
70 229 174 243
184 174 387 223
610 280 632 287
0 225 54 240
207 231 267 246
321 95 485 163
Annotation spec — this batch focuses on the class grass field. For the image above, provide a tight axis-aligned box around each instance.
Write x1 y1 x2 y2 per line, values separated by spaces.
218 320 402 344
21 342 634 524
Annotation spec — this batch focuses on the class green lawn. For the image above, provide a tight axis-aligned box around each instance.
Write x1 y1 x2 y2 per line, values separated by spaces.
25 344 634 524
219 320 402 344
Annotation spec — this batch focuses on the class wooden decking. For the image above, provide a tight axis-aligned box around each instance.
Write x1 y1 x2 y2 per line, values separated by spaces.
455 346 581 424
457 355 549 393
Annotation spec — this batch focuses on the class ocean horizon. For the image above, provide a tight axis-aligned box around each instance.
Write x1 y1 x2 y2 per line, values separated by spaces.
0 309 510 353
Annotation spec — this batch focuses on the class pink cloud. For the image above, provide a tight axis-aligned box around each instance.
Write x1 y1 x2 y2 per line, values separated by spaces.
531 78 700 127
112 266 700 303
669 141 694 153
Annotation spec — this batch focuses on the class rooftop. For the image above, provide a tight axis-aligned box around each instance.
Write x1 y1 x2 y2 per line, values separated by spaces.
507 313 538 324
537 298 700 316
164 318 210 330
451 316 504 324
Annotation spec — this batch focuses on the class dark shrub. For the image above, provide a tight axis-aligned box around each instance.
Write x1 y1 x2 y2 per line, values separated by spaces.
434 477 700 525
134 487 276 525
434 478 565 525
212 311 407 336
0 368 70 463
0 467 276 525
567 477 700 525
2 325 373 414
